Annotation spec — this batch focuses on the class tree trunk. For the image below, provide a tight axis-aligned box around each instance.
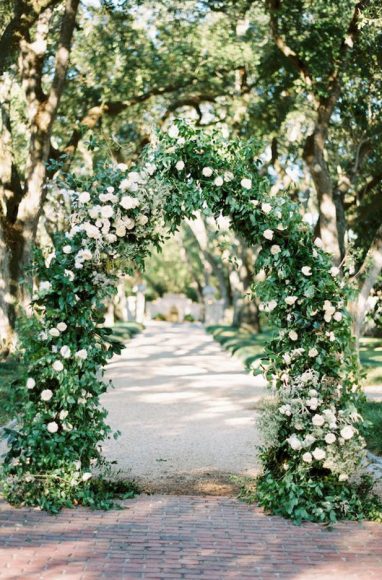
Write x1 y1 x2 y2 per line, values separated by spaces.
352 227 382 349
0 224 24 354
303 130 341 262
0 0 80 354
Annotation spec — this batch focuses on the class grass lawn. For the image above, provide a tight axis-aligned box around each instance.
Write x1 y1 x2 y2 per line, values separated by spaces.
207 325 382 456
0 321 143 428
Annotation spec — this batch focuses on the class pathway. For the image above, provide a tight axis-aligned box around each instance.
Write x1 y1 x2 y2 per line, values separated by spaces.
1 323 382 579
102 322 267 493
1 495 381 579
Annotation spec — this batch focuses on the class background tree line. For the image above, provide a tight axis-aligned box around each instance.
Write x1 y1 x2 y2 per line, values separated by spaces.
0 0 381 353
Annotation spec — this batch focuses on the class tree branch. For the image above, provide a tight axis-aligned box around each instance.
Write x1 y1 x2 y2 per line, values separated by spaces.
357 172 382 202
56 78 213 157
19 8 53 111
266 0 315 93
0 0 60 75
319 0 370 124
45 0 80 119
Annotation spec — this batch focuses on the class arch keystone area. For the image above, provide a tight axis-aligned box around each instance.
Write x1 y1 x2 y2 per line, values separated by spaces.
2 120 380 522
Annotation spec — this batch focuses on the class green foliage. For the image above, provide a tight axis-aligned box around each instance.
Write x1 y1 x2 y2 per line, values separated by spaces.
360 401 382 457
143 235 200 300
239 471 382 525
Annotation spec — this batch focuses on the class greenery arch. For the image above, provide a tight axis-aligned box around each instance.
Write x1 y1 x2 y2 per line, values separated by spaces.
2 121 380 521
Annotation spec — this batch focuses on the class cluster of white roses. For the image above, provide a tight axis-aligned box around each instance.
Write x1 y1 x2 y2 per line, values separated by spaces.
28 163 163 444
277 365 362 480
61 164 155 271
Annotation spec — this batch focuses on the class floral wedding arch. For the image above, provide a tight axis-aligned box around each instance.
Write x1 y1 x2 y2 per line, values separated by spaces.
2 121 379 521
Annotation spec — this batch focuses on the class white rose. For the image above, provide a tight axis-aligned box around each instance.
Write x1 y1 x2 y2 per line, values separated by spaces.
168 125 179 138
175 160 185 171
312 448 326 461
301 266 312 276
314 238 323 248
282 353 291 365
47 421 58 433
40 281 52 292
101 219 111 234
145 163 156 175
82 472 92 482
63 245 72 254
116 163 128 172
287 435 302 451
333 312 342 322
84 223 101 240
115 226 126 237
289 330 298 341
64 270 75 281
261 202 272 214
308 348 319 357
100 205 114 219
271 245 281 255
105 234 117 243
263 229 274 240
285 296 297 305
302 452 312 463
325 433 336 444
324 312 332 323
124 218 135 230
26 378 36 390
240 178 252 189
41 389 53 402
307 397 319 410
52 360 64 372
120 195 140 210
76 349 88 360
137 215 149 226
268 300 277 312
57 322 67 332
224 171 234 182
106 186 115 193
60 345 71 359
340 426 354 440
128 171 141 183
312 414 325 427
49 328 60 337
304 435 316 446
277 223 285 231
214 176 224 186
59 410 69 420
202 167 213 177
330 266 340 276
339 473 349 481
77 249 92 261
88 206 100 219
78 191 90 204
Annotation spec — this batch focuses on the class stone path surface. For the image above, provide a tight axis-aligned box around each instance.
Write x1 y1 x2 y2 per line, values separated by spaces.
102 322 267 493
1 495 381 579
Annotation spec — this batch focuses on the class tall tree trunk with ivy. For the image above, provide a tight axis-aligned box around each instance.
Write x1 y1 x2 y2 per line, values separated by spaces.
0 0 80 354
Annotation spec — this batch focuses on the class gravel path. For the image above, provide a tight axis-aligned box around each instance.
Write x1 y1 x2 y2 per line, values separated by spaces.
102 322 267 493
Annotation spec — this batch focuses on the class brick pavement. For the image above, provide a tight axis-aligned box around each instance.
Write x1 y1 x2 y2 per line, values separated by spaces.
0 495 381 579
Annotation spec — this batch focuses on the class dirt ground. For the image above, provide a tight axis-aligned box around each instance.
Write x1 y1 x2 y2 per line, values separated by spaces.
102 321 268 494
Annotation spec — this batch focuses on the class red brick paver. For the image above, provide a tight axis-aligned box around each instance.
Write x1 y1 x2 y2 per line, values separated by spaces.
0 495 381 579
